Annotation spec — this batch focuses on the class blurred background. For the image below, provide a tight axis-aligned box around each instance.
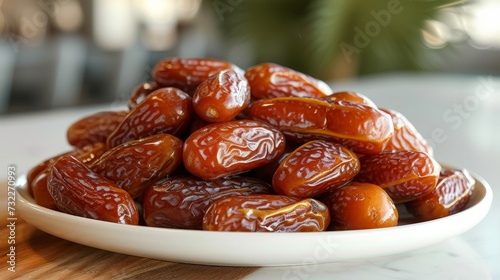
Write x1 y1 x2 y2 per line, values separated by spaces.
0 0 499 114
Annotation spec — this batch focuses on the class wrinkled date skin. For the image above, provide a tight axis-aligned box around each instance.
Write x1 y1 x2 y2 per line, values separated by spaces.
67 111 127 148
356 150 441 204
273 140 360 198
91 134 183 199
324 182 398 230
128 81 159 110
143 176 272 229
321 91 377 108
249 97 393 154
245 63 332 99
48 156 139 224
153 58 243 94
29 143 106 209
183 120 286 180
193 69 251 123
107 87 193 149
381 108 433 155
203 195 330 232
28 151 72 195
405 169 475 221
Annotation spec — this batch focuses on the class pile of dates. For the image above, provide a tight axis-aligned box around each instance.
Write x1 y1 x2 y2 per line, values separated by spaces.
27 58 476 232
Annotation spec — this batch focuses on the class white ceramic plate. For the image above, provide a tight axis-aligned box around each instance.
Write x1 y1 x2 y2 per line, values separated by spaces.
16 169 492 267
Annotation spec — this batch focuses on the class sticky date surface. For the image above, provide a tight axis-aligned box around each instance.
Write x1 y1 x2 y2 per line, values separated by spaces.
91 134 182 198
107 87 192 148
31 143 106 210
67 111 127 148
203 195 330 232
153 58 242 94
193 68 251 123
325 182 398 230
273 140 360 198
143 176 272 229
405 169 475 221
356 150 441 203
245 63 332 99
48 156 139 224
183 120 286 180
249 97 393 154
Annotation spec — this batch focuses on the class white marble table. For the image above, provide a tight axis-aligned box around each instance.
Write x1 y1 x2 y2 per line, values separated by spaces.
1 72 499 279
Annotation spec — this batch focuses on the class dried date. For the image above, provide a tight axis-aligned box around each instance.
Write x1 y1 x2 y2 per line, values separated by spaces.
249 97 393 154
143 175 272 229
356 150 441 203
48 156 139 224
153 58 243 94
203 194 330 232
273 140 360 198
29 143 106 205
27 151 71 195
67 111 127 148
183 120 286 180
91 134 183 199
321 91 377 107
107 87 193 149
245 63 332 99
192 69 251 123
405 169 475 221
324 182 398 230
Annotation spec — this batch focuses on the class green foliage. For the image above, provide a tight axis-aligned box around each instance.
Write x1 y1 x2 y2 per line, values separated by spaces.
213 0 463 79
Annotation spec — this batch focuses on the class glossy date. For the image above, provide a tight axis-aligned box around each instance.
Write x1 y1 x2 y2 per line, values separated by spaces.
405 169 475 221
91 134 183 199
245 63 332 99
29 143 106 209
67 111 127 148
143 176 272 229
324 182 398 230
273 140 360 198
183 120 286 180
356 150 441 203
153 58 243 94
321 91 377 107
249 97 393 154
192 68 251 123
203 194 330 232
107 87 193 149
48 156 139 224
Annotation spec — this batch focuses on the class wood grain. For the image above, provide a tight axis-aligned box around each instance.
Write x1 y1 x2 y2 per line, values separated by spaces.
0 181 259 279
